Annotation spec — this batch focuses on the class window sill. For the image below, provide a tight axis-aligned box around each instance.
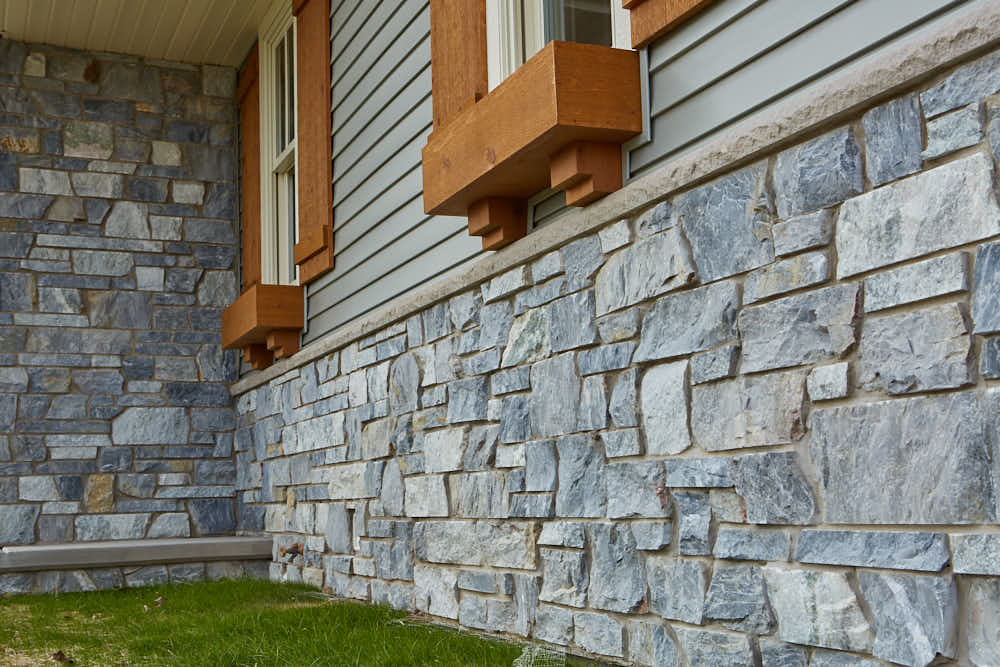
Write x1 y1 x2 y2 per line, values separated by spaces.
221 283 304 370
421 40 642 250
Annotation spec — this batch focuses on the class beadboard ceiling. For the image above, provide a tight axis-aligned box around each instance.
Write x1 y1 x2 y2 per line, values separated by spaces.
0 0 274 67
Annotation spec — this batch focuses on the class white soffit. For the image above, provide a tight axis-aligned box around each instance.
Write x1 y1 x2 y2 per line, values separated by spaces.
0 0 274 67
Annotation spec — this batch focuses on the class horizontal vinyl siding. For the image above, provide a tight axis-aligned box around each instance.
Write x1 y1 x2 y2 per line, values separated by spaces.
627 0 967 178
305 0 482 343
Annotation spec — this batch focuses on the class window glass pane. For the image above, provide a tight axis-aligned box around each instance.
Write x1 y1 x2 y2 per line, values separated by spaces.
546 0 612 47
275 35 286 152
287 25 295 143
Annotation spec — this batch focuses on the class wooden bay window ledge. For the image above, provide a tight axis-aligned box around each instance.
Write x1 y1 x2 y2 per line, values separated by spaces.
421 40 642 251
221 284 304 371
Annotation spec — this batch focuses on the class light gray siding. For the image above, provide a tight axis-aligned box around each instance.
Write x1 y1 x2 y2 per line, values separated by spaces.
305 0 482 343
627 0 967 178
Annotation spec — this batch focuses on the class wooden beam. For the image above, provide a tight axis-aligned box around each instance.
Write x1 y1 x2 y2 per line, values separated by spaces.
238 45 261 291
468 197 526 251
293 0 334 284
429 0 488 131
266 329 300 359
626 0 716 49
550 141 623 207
244 344 273 371
221 283 304 350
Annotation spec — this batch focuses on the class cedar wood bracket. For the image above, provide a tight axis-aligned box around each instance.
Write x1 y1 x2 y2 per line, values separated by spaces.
221 284 305 370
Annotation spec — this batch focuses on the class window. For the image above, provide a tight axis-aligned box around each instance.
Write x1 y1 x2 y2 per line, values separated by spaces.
486 0 631 90
259 1 299 286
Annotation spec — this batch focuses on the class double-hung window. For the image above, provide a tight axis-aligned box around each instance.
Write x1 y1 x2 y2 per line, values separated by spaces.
486 0 631 90
259 2 299 287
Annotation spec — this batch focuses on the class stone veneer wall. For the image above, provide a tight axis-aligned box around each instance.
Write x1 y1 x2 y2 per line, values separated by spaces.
234 48 1000 666
0 37 246 579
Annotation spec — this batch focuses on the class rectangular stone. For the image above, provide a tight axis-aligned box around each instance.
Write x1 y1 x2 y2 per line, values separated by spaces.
414 520 535 569
811 393 994 524
837 153 1000 278
744 251 830 304
481 266 529 303
864 253 969 312
713 526 790 561
327 461 383 500
634 280 740 362
796 530 950 571
951 533 1000 575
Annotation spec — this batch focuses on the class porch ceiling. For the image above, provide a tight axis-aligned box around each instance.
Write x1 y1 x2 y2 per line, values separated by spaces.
0 0 273 68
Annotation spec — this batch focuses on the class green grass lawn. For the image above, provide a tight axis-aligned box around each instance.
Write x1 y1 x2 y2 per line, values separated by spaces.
0 579 579 666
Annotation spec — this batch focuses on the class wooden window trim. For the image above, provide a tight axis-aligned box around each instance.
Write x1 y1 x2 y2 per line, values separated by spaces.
623 0 716 49
423 1 641 251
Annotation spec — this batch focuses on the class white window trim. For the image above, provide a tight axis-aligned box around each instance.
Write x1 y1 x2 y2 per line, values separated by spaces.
258 0 300 286
486 0 631 91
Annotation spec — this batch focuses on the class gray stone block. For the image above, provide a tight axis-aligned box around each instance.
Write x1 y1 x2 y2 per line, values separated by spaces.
860 303 971 394
674 627 755 667
490 367 529 395
585 523 644 613
577 342 634 375
555 434 605 518
149 513 190 538
451 471 507 518
923 102 982 160
663 458 732 487
865 253 970 313
539 548 588 608
414 520 535 569
759 639 808 667
774 126 863 218
640 360 690 455
763 566 873 652
862 94 923 186
674 161 774 282
745 251 830 304
481 267 528 303
530 353 579 437
609 368 637 428
951 533 1000 575
634 280 740 363
537 521 585 548
704 563 773 633
690 344 739 385
922 49 1000 116
859 571 957 667
973 240 1000 334
730 452 815 525
561 235 603 291
577 375 607 431
413 564 458 620
594 228 695 316
595 307 639 343
966 577 1000 667
673 490 711 555
463 424 498 471
837 152 1000 278
112 407 189 444
445 377 487 423
811 393 994 524
501 308 550 367
0 504 39 544
630 521 671 551
714 526 790 561
534 604 573 646
76 513 150 541
546 291 597 353
499 394 530 444
599 429 640 458
646 555 707 624
573 611 623 658
806 362 849 401
607 461 667 518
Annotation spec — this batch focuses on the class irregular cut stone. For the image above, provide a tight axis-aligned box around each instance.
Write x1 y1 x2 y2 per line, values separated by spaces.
537 522 585 548
673 490 711 555
328 461 384 500
481 267 528 303
860 303 971 394
629 620 678 667
149 513 190 538
404 475 448 517
577 375 606 431
0 505 39 544
691 369 806 451
865 252 969 313
530 354 579 438
76 514 150 541
561 235 603 291
859 571 957 667
524 440 556 492
690 344 739 385
463 425 498 471
388 352 420 414
704 563 773 633
594 228 695 315
774 126 863 218
640 360 689 455
64 120 113 159
414 520 536 570
730 452 815 525
811 393 994 524
973 240 1000 334
714 526 790 562
634 280 740 363
573 612 623 658
763 566 874 652
631 521 671 550
646 555 707 624
740 284 859 373
596 307 639 343
534 604 573 646
546 291 597 352
807 362 849 401
609 368 638 428
864 94 926 188
804 650 880 667
423 427 465 473
112 407 188 444
539 548 588 607
951 533 1000 575
586 523 645 614
663 458 732 488
924 104 982 162
674 161 774 282
674 627 754 667
606 461 667 518
555 434 605 518
966 577 1000 667
414 565 458 619
837 153 1000 278
105 201 149 239
796 530 948 572
599 429 640 458
759 638 808 667
577 342 634 376
452 471 507 518
446 377 487 423
501 308 550 367
922 49 1000 116
744 251 829 304
981 337 1000 379
499 395 530 444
